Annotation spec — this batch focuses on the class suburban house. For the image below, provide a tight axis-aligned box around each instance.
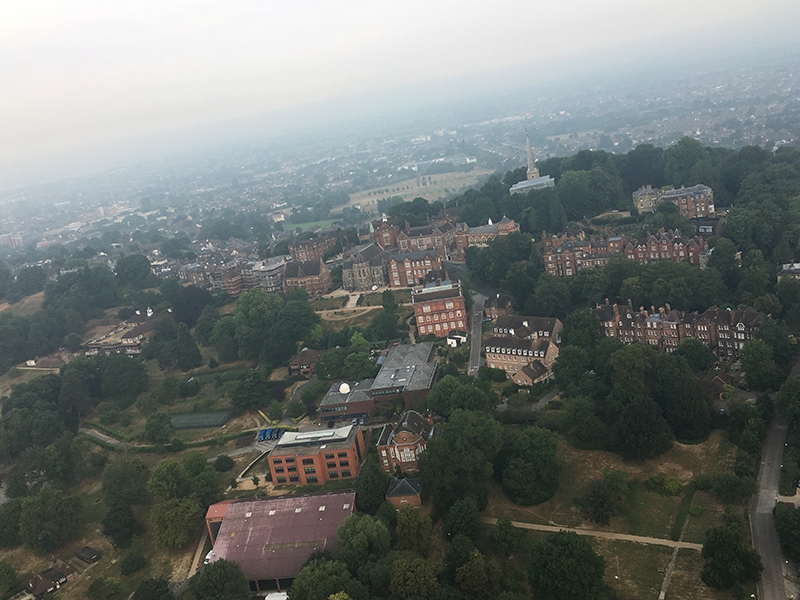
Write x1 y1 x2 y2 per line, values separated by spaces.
267 425 366 486
412 280 467 338
375 410 435 474
288 348 322 378
204 491 356 592
484 293 514 320
24 560 78 596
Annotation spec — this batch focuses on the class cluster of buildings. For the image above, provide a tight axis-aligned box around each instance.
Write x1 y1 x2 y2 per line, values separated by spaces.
594 300 766 360
542 228 708 276
632 184 715 219
484 315 563 385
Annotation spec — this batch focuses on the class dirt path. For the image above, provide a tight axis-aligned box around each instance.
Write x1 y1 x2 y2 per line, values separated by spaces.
481 517 702 551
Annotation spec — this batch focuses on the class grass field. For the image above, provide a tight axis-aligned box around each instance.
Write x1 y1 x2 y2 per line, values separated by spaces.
347 170 494 213
361 289 411 306
311 296 348 311
0 291 45 316
287 218 340 232
665 548 748 599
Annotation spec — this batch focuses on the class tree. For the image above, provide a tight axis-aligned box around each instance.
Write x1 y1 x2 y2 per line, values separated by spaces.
0 560 20 599
701 523 763 589
102 504 145 548
103 458 149 509
289 558 367 600
396 505 432 556
0 499 22 547
774 504 800 562
455 550 488 599
148 460 191 500
528 532 611 600
491 517 524 557
116 255 155 290
740 339 780 391
615 397 673 460
336 514 391 572
172 286 213 328
674 337 716 372
187 559 250 600
425 375 492 417
354 455 389 514
19 486 83 554
175 323 202 370
343 352 375 381
120 551 147 575
132 578 175 600
561 308 601 350
99 354 148 401
382 290 398 315
444 496 480 541
149 496 203 550
501 426 561 505
390 556 439 600
213 455 235 472
144 412 174 445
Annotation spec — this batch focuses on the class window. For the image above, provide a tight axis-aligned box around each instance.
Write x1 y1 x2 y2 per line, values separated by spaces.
327 462 336 468
277 476 286 483
306 476 318 484
304 467 316 474
287 465 297 472
324 453 334 459
272 458 283 464
328 471 339 479
338 452 348 458
289 475 299 482
302 458 314 465
274 467 284 473
341 470 352 478
339 460 349 467
285 457 295 463
422 305 431 313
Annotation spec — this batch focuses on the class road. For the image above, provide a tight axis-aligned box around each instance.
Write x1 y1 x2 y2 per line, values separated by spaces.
751 415 791 600
468 293 487 374
481 517 702 550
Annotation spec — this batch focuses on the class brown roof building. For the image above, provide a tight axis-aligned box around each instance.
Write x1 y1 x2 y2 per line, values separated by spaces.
376 410 434 474
388 251 442 288
289 236 337 262
454 216 520 259
282 260 331 297
396 223 455 258
485 316 562 382
205 491 356 592
386 478 422 508
289 348 322 378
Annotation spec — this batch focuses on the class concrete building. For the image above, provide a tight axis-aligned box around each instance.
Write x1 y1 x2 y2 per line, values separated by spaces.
267 425 366 486
251 256 289 293
412 280 467 338
205 492 356 592
319 380 376 421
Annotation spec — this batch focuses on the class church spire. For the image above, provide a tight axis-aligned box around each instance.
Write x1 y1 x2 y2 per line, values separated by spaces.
526 132 539 180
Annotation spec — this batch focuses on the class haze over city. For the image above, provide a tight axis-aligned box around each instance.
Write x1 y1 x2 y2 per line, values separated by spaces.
2 0 799 188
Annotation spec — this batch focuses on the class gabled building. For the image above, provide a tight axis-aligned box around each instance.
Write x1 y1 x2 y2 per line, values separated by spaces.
454 216 520 259
484 293 514 320
372 217 401 249
412 280 467 338
485 316 562 382
396 223 455 258
387 251 442 288
289 348 322 378
386 478 422 508
282 260 331 297
376 410 434 474
288 235 337 262
341 243 387 292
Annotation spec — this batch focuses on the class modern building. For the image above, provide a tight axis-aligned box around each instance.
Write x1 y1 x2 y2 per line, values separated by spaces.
369 343 438 409
341 243 387 292
454 216 521 259
282 259 332 297
205 492 356 592
267 425 366 486
0 234 24 249
388 251 442 288
319 380 376 421
412 280 467 338
251 256 290 293
376 410 434 474
594 301 765 360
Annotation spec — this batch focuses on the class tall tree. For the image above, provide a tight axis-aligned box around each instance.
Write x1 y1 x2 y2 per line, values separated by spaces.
187 559 250 600
396 505 432 556
528 532 611 600
354 455 389 515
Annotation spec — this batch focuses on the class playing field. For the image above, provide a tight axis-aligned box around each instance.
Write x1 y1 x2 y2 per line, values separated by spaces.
170 410 233 429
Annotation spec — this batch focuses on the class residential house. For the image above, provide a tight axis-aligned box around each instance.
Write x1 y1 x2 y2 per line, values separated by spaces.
386 478 422 508
289 348 322 378
484 293 514 320
484 316 562 382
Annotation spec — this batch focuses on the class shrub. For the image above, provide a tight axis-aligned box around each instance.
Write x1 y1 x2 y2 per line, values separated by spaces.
695 474 714 491
663 477 683 496
689 506 703 517
214 455 235 472
120 552 147 576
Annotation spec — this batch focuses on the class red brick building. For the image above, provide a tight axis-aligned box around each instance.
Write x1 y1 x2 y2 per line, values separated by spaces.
412 280 467 338
388 251 442 288
396 223 455 258
386 478 422 508
376 410 434 474
267 425 366 486
454 216 520 259
289 348 322 378
282 259 332 297
484 293 514 320
289 236 337 262
485 316 562 382
373 218 401 249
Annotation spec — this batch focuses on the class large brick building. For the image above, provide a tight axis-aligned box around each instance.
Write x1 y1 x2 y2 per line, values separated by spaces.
594 301 765 360
282 259 332 297
376 410 434 474
484 316 562 384
454 216 520 259
396 223 456 258
289 235 337 262
632 184 715 219
267 425 366 486
388 251 442 288
341 243 387 292
412 280 467 338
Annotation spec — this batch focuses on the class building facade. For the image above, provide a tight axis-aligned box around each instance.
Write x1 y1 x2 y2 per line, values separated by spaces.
267 425 366 486
484 316 562 381
341 243 387 292
454 216 521 259
412 280 467 338
396 223 455 258
632 184 715 219
376 410 434 474
388 251 442 288
289 236 337 262
282 260 331 297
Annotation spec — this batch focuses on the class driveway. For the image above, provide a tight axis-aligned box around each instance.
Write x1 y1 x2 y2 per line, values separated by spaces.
468 293 487 374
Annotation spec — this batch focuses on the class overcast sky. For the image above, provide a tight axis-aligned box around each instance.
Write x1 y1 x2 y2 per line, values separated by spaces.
1 0 798 188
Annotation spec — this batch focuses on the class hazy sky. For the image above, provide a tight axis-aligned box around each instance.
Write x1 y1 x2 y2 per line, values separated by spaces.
1 0 798 187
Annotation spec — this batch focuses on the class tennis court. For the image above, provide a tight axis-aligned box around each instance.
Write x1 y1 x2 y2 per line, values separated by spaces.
171 410 233 429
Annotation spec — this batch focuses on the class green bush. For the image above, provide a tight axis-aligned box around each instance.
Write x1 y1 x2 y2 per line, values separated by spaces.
120 552 147 576
214 455 235 472
689 506 703 517
663 477 683 496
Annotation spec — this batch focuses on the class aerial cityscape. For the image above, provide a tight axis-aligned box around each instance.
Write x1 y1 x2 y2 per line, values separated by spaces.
2 2 800 600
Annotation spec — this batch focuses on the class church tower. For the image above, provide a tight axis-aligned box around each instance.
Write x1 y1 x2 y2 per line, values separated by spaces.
526 133 539 180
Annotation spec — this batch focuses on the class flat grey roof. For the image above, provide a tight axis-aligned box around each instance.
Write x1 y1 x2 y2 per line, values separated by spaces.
319 379 374 407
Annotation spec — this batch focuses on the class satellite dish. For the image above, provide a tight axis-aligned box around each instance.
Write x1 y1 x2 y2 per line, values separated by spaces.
339 383 351 394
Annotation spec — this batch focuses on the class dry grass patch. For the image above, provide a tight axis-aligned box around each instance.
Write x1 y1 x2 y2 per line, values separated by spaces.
0 291 45 316
665 549 742 600
595 539 673 600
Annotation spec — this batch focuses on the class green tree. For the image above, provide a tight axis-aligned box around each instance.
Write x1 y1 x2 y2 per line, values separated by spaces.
390 556 439 600
144 412 174 445
175 323 202 371
19 486 83 554
354 455 389 515
102 504 145 548
132 578 174 600
490 516 524 557
0 500 23 548
172 286 213 328
674 337 716 372
99 354 148 402
149 496 203 550
701 523 763 589
501 426 560 505
396 505 432 556
0 560 20 599
528 531 611 600
615 397 673 460
561 308 601 350
382 290 398 314
85 576 122 600
289 558 367 600
116 255 155 290
148 460 190 500
425 375 492 417
187 558 250 600
120 552 147 575
444 496 480 541
213 455 235 472
455 550 488 599
343 352 375 381
741 339 780 391
336 514 391 572
103 458 149 509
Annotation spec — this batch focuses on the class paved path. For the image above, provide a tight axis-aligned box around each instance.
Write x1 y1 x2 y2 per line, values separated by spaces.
468 293 487 374
751 415 791 600
79 427 126 446
481 517 702 550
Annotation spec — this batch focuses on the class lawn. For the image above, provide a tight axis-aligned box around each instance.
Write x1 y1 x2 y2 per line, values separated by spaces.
680 490 731 545
665 549 746 600
0 291 45 316
485 430 737 537
594 538 674 600
361 289 411 306
311 296 348 311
